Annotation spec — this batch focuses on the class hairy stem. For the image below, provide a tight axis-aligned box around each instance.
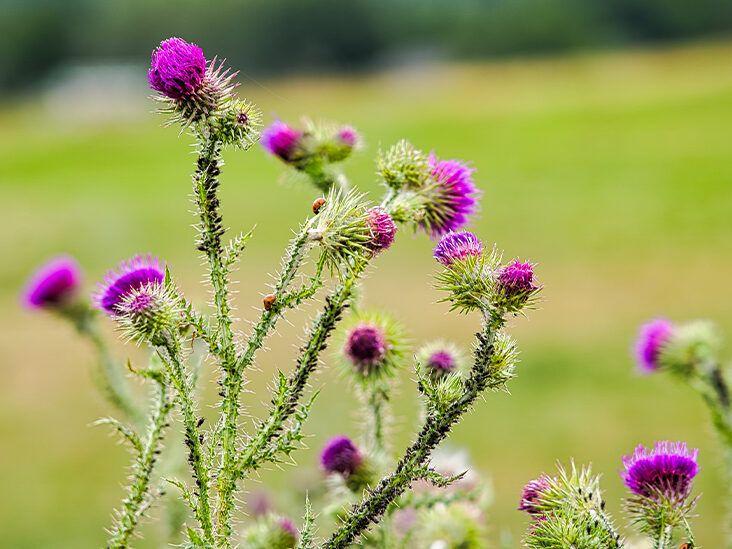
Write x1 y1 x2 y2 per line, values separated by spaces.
161 340 215 544
365 386 388 455
324 315 504 548
215 225 314 543
66 308 142 424
106 379 173 548
236 272 360 477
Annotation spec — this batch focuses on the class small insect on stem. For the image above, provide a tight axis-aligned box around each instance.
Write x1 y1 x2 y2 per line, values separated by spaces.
263 293 277 311
312 197 326 214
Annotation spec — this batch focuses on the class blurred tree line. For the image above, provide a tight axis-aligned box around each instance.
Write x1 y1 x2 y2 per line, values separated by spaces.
2 0 731 92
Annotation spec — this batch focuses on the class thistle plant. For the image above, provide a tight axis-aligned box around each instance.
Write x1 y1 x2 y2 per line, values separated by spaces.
24 33 720 549
634 317 732 545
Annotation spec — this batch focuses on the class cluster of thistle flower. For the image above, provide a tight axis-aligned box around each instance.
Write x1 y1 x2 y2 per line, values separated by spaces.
22 36 544 549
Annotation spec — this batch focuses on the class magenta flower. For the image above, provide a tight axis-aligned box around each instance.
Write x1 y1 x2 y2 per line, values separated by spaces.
148 38 207 100
320 436 363 476
261 121 302 161
345 323 387 370
23 256 81 309
422 155 479 238
95 255 165 315
277 517 299 541
433 231 483 266
497 260 536 296
367 207 397 253
427 350 456 373
635 318 674 373
337 126 359 148
622 441 699 501
519 475 551 515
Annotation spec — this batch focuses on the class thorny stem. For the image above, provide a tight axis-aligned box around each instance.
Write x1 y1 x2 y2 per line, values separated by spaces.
106 378 174 548
161 339 215 544
66 308 142 424
324 313 505 548
215 225 315 543
235 271 361 477
653 523 673 549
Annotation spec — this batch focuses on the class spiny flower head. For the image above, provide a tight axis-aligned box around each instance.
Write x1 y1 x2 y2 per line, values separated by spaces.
261 120 303 161
241 515 298 549
116 282 181 345
148 37 206 100
366 207 397 253
519 475 552 515
341 311 406 381
621 441 699 501
337 126 360 148
149 37 237 126
495 259 540 313
320 436 363 476
23 256 81 309
420 154 479 238
635 318 674 373
95 255 165 315
275 518 298 547
377 140 430 190
433 231 483 266
417 341 464 381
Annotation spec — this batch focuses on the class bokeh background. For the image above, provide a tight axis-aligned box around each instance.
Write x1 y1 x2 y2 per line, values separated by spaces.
2 1 732 546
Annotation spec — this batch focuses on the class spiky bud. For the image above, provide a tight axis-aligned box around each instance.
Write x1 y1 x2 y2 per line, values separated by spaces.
320 435 373 492
634 318 674 373
377 140 430 190
116 282 182 345
494 259 540 314
341 311 406 382
262 121 303 162
240 515 299 549
366 207 397 253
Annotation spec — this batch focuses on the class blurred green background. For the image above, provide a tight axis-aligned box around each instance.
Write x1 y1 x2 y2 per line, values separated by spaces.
2 2 732 547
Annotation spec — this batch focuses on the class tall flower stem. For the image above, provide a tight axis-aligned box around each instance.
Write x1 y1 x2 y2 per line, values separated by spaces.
235 271 361 478
65 308 142 424
161 339 215 544
215 226 316 544
324 314 505 548
364 385 388 455
106 376 174 548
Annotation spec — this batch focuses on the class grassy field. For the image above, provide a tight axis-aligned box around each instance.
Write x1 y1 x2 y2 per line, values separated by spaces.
2 40 732 546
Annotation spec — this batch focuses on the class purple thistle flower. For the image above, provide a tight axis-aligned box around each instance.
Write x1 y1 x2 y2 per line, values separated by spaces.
320 436 363 476
148 38 207 100
95 255 165 315
497 260 536 296
427 350 456 373
622 441 699 501
433 231 483 266
277 517 299 541
367 207 397 253
423 155 479 238
635 318 674 373
337 126 359 148
23 256 81 309
345 323 387 370
261 121 302 161
519 475 551 515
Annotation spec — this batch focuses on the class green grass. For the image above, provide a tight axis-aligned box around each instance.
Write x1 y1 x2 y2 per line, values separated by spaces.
2 40 732 546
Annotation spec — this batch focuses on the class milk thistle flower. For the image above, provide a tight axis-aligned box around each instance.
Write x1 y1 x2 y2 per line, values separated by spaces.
148 37 206 100
23 256 81 309
337 126 359 149
341 312 406 381
635 318 674 373
420 155 479 238
148 37 236 124
519 475 552 516
116 283 181 345
95 255 165 315
621 441 699 502
366 207 397 253
433 231 483 266
417 341 464 381
321 435 362 477
495 259 540 313
261 121 303 162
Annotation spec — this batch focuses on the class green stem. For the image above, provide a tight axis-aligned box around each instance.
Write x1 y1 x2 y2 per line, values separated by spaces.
64 307 142 424
654 523 673 549
161 340 215 544
106 378 173 548
236 272 360 477
365 386 387 455
215 225 314 543
324 315 504 548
